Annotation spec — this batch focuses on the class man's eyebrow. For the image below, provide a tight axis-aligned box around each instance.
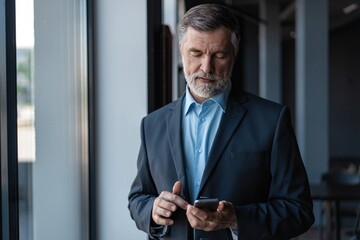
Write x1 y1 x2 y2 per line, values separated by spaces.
188 47 231 55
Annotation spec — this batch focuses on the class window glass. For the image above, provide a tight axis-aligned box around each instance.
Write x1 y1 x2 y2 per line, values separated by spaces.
16 0 35 163
16 0 89 239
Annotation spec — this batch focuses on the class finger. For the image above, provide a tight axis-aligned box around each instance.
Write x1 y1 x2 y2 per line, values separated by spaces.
217 201 225 211
186 205 215 231
172 181 188 209
152 213 174 226
186 205 201 226
153 205 173 219
190 204 215 221
172 181 182 195
155 194 177 212
170 193 188 210
152 198 175 226
218 201 233 214
158 191 188 210
217 201 238 228
187 202 237 231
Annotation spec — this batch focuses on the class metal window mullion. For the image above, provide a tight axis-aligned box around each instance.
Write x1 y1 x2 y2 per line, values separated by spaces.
86 0 96 239
0 0 19 239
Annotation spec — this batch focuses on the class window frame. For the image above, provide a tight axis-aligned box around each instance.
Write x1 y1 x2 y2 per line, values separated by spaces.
0 0 19 239
0 0 96 239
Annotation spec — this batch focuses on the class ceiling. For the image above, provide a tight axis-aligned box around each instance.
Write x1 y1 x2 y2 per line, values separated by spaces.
186 0 360 40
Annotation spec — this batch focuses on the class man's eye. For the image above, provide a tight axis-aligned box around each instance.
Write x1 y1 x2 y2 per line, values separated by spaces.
190 51 202 57
215 53 226 59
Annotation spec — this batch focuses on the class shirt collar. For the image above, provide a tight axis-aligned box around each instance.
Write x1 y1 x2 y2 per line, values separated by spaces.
183 81 232 115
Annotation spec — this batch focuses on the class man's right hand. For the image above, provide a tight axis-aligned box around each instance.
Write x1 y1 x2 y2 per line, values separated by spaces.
152 181 188 226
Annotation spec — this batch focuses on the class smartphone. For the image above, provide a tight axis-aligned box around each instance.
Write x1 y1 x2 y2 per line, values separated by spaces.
194 198 219 212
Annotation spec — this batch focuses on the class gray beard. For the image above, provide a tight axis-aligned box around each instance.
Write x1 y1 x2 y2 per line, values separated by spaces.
185 71 230 99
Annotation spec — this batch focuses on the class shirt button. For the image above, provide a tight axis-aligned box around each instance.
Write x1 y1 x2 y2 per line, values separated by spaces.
201 118 206 122
198 149 202 153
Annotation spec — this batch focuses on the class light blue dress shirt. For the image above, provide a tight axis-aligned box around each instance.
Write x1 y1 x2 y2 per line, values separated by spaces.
182 82 231 204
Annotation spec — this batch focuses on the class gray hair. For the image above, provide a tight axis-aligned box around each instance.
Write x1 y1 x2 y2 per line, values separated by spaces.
178 4 241 55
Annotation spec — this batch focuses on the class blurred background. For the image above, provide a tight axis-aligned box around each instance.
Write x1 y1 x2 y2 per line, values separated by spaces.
1 0 359 239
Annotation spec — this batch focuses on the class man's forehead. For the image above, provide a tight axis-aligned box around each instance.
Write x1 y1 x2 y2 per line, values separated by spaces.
182 27 232 49
185 26 231 36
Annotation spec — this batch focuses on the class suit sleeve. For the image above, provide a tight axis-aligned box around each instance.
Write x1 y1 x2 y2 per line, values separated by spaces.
128 118 167 238
234 106 315 239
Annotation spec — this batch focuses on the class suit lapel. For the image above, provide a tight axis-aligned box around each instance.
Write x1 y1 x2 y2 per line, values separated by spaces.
166 96 190 200
198 96 248 197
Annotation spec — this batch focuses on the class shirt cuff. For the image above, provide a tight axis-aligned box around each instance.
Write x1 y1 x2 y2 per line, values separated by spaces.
150 225 168 239
230 228 238 240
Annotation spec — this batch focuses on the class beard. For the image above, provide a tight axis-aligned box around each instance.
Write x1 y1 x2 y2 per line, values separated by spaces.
184 69 230 99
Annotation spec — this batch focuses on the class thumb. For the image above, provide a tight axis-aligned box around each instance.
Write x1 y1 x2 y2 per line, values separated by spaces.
218 201 226 211
172 181 182 195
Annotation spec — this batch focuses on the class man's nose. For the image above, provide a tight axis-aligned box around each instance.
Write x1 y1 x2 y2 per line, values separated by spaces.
200 56 214 74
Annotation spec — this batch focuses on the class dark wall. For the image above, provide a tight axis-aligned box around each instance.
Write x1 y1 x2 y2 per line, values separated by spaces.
281 39 295 117
232 18 259 95
241 19 259 95
329 19 360 157
281 18 360 158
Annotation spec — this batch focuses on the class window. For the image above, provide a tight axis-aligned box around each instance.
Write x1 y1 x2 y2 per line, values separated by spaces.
1 0 94 239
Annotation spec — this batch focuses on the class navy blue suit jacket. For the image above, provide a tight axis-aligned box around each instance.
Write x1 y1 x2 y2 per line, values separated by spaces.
128 91 314 240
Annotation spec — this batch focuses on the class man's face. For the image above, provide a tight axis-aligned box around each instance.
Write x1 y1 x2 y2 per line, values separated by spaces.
180 26 236 103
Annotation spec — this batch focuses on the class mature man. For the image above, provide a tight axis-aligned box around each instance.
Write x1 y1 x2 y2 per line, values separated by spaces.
128 3 314 240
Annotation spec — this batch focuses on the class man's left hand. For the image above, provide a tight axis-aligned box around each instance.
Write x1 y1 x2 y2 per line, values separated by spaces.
186 200 237 231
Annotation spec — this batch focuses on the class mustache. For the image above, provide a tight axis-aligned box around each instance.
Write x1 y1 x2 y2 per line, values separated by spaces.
190 72 225 82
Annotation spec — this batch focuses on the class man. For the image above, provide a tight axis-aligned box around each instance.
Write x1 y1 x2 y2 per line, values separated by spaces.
128 4 314 240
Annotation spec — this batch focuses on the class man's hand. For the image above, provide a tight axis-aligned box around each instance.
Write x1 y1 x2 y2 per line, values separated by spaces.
186 200 237 231
152 181 188 226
